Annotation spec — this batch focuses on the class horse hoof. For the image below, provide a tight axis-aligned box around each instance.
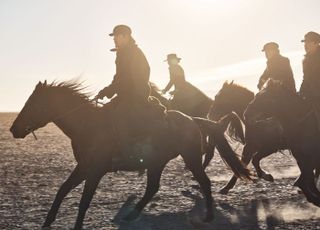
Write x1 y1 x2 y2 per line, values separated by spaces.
219 187 230 195
262 173 274 182
204 214 214 222
41 223 52 229
122 209 141 222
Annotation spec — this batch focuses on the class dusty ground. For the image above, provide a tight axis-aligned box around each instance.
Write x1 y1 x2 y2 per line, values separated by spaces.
1 113 320 229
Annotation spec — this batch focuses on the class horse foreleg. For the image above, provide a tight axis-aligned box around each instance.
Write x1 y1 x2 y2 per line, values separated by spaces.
220 143 254 194
252 151 274 182
187 161 213 222
42 165 84 228
295 162 320 207
73 173 103 230
123 163 166 222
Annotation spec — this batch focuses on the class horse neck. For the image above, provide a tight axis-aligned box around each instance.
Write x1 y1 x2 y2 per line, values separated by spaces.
51 95 98 140
229 89 254 120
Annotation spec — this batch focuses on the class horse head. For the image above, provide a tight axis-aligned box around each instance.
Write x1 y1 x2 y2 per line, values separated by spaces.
209 80 253 121
10 81 54 138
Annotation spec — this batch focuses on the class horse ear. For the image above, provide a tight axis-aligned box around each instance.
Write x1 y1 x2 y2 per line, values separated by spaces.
223 81 228 87
36 81 42 89
44 80 47 86
230 80 234 85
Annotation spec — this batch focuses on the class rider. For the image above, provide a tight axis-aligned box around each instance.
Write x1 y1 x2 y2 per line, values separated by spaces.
299 31 320 131
162 53 186 95
96 25 167 168
162 53 211 117
257 42 296 92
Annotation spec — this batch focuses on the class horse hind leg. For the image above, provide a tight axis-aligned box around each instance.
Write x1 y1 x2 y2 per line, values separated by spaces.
42 165 85 228
252 151 274 182
123 162 167 222
183 150 214 222
219 143 255 194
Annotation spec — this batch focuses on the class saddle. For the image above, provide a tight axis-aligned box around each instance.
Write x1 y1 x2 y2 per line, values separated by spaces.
110 96 169 171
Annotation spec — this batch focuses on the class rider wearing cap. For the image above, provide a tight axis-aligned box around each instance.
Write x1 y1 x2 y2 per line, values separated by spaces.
257 42 296 92
96 25 167 169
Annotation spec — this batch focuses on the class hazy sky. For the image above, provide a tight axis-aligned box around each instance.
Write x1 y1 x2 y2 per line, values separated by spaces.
1 0 319 111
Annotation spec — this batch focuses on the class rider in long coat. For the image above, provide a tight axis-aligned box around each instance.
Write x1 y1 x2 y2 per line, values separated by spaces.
162 53 186 95
299 31 320 131
258 42 296 92
96 25 166 168
97 25 150 103
299 31 320 99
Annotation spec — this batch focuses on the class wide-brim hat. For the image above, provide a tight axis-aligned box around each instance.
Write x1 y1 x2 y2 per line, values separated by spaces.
261 42 279 52
109 24 132 36
301 31 320 43
164 53 181 62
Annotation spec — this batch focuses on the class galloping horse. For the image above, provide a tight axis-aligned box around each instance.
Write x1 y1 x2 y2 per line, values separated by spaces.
208 81 288 194
10 81 251 229
150 82 245 168
244 79 320 207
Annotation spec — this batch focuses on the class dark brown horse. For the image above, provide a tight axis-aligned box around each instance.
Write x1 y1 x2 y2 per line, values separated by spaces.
10 81 251 229
244 79 320 207
150 82 245 168
208 81 288 194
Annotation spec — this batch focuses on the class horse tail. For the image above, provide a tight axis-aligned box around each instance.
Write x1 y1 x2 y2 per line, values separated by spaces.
218 112 245 144
193 117 252 181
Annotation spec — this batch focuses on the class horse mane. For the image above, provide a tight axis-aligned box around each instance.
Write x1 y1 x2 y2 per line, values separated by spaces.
221 81 255 100
46 79 95 106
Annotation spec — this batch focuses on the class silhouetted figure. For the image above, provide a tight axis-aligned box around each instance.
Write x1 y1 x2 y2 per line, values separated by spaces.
96 25 167 167
257 42 296 92
299 31 320 131
162 53 186 95
162 53 212 117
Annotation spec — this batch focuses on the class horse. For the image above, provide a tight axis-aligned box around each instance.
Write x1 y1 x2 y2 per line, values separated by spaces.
149 81 213 118
244 79 320 207
149 82 245 168
208 81 288 194
10 80 251 229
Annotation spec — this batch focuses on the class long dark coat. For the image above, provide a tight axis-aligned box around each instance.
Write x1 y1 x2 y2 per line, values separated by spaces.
300 48 320 99
258 54 296 92
101 40 150 101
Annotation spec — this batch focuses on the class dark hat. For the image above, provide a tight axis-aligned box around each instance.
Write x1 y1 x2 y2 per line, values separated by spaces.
109 24 132 36
301 31 320 43
164 53 181 62
261 42 279 52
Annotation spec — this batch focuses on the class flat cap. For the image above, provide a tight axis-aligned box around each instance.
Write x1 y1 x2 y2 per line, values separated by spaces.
262 42 279 52
301 31 320 43
109 24 132 36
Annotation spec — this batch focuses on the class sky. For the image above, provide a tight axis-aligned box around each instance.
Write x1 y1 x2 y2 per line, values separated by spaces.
0 0 319 112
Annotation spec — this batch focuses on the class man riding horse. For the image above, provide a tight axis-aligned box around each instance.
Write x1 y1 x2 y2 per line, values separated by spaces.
299 31 320 131
96 25 167 168
258 42 296 92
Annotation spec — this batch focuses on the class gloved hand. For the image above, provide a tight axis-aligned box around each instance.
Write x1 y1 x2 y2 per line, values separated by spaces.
95 86 116 100
95 89 106 100
105 86 116 99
